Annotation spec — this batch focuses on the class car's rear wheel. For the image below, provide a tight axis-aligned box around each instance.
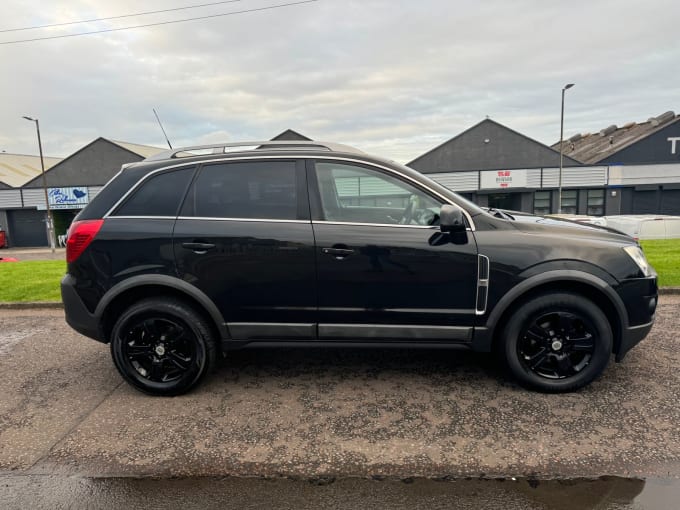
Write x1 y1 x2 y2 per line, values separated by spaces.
501 292 612 392
110 297 217 396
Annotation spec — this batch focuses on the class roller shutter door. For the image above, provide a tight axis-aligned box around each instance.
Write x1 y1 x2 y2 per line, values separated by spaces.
7 209 48 247
660 190 680 215
632 190 658 214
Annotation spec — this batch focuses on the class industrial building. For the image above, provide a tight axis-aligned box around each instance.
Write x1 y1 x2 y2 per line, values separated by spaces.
0 138 162 247
1 115 678 247
409 113 680 216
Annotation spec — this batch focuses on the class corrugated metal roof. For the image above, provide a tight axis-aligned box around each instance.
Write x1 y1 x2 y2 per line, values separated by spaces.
109 140 165 159
552 112 680 164
0 153 62 188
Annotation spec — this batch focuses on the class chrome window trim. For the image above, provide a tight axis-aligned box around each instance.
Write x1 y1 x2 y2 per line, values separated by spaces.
109 216 310 224
177 217 310 224
102 154 476 231
106 216 178 220
314 220 439 230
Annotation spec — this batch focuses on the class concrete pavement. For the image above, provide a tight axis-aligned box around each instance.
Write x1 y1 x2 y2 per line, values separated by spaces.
0 297 679 480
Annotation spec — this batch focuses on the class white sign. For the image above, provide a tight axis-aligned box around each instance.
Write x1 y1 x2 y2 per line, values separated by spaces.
48 187 89 210
480 169 528 189
669 137 680 155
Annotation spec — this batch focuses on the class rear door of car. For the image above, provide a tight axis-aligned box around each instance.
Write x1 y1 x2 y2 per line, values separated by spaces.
173 158 317 340
308 158 479 342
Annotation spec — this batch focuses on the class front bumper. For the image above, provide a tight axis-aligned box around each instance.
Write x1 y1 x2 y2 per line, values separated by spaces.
615 275 658 361
61 273 104 343
616 320 654 362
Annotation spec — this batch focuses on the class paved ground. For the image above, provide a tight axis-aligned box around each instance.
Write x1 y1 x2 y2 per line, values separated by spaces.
0 297 678 480
0 247 65 261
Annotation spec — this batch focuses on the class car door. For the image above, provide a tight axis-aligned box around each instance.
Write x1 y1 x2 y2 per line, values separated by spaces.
173 158 317 340
308 159 479 342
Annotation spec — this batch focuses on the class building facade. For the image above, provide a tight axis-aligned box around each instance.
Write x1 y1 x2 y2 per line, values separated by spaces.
409 115 680 216
0 138 162 247
1 116 678 247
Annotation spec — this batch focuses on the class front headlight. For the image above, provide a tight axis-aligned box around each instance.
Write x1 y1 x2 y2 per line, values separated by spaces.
623 246 653 277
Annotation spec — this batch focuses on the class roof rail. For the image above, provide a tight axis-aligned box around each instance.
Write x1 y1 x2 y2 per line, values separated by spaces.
144 140 363 161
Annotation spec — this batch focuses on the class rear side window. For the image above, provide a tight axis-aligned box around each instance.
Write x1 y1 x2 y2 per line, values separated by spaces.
114 167 195 217
181 161 298 220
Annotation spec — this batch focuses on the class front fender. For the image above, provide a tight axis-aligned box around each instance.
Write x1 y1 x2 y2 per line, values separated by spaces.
472 268 628 353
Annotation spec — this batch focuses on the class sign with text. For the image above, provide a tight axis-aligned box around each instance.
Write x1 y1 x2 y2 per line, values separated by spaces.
48 187 89 209
480 169 528 189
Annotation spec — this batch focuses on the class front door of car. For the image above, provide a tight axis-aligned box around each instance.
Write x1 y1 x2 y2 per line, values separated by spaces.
173 159 317 340
308 160 479 342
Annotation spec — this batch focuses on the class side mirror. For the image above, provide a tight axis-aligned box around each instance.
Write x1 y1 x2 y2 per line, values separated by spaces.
439 205 466 233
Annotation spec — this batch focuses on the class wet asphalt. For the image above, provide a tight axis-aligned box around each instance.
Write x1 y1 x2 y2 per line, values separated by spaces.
0 296 679 507
1 475 678 509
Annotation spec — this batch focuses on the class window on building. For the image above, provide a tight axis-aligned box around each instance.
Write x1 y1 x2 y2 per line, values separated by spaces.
533 191 551 215
182 161 298 220
560 190 578 215
587 189 605 216
114 166 195 217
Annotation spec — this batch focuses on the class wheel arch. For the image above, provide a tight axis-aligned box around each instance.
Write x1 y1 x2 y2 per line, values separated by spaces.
95 275 229 343
484 271 628 357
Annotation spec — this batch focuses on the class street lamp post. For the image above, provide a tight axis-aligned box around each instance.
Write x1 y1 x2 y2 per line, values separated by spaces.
558 83 574 214
23 116 56 253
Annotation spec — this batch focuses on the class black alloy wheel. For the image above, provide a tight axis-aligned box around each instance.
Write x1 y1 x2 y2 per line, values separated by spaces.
110 298 217 396
123 317 196 383
517 311 596 379
502 292 612 393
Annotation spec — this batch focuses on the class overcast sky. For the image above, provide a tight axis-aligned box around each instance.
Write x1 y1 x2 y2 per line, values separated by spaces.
1 0 678 163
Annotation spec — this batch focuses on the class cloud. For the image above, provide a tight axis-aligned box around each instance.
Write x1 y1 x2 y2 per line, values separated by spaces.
0 0 678 163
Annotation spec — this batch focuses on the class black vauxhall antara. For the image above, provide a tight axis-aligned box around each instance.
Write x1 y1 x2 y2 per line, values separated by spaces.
61 141 658 395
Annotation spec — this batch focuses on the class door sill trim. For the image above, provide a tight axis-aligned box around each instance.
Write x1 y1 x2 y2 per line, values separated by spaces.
318 323 472 341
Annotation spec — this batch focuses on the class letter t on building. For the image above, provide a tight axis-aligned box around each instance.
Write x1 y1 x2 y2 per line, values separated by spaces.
669 137 680 155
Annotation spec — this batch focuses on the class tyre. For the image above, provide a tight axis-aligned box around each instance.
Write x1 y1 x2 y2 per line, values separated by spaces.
501 292 612 393
110 297 218 396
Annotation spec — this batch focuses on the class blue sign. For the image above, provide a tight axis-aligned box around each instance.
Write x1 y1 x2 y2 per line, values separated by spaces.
48 187 89 209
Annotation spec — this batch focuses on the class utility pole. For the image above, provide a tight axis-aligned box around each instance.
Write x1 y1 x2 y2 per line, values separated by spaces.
23 116 56 252
558 83 574 214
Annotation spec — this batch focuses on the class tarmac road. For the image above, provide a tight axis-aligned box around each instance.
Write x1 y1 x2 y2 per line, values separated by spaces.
0 296 678 480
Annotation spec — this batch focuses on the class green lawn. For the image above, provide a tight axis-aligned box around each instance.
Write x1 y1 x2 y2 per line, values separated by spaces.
0 240 678 303
640 239 680 287
0 260 65 302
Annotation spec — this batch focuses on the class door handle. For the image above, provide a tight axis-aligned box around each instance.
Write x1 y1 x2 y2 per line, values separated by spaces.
182 242 216 254
322 247 355 259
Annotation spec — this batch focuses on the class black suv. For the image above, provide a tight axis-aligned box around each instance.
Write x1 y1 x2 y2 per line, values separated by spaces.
61 141 658 395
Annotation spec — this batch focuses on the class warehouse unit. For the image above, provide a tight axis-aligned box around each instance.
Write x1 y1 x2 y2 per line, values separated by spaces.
1 138 162 247
409 114 680 216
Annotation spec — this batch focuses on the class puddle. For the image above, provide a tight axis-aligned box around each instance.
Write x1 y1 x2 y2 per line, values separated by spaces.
1 475 678 509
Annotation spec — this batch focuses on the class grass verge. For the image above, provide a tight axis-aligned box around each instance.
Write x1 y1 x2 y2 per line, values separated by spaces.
0 240 678 303
640 239 680 287
0 260 65 302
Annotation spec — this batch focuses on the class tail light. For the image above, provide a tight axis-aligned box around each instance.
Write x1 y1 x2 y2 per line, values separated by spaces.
66 219 104 263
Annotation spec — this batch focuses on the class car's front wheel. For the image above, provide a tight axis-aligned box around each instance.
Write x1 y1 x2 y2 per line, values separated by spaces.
501 292 613 392
110 297 217 396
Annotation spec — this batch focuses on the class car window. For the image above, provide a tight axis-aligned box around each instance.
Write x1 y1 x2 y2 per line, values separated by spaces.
114 166 195 217
182 161 298 220
315 162 441 225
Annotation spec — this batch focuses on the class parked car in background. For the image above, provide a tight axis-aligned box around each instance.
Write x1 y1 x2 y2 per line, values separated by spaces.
548 214 608 227
602 215 680 241
61 141 658 396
